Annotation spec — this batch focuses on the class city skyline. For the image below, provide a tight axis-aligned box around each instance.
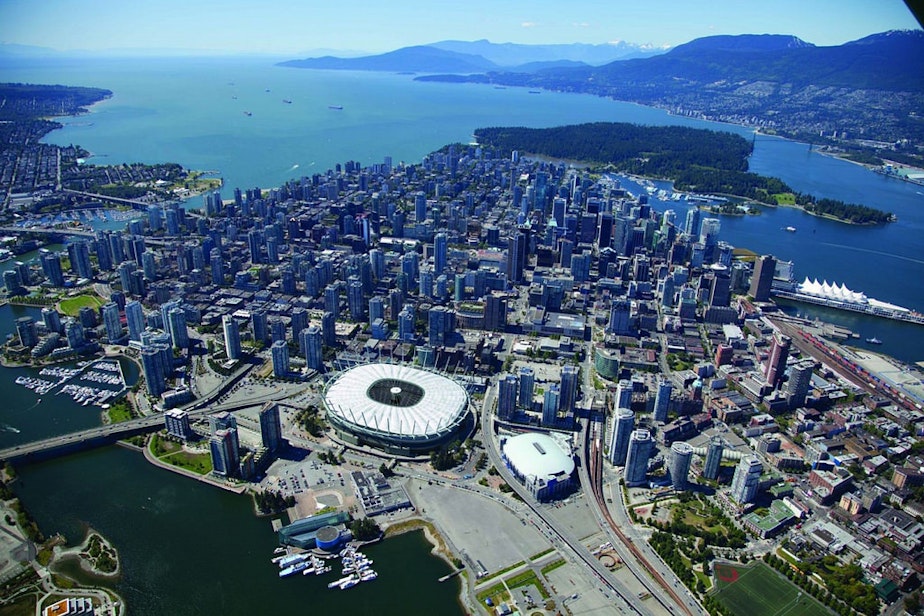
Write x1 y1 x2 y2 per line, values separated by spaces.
0 0 920 56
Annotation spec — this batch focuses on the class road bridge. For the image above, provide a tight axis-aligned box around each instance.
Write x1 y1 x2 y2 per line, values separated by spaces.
0 362 257 465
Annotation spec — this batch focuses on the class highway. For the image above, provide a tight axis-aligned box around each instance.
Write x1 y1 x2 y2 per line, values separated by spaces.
480 381 648 615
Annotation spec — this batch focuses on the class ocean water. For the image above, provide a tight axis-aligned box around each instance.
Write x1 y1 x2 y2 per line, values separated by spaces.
1 55 922 353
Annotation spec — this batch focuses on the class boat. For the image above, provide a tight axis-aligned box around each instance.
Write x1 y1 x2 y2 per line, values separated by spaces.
243 111 252 116
282 99 292 104
866 337 883 344
279 562 309 577
528 90 541 94
273 547 287 554
360 570 377 582
339 577 359 589
784 226 797 232
277 553 309 568
328 105 343 110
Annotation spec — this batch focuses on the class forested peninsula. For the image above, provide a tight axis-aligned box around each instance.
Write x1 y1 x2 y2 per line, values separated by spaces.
474 123 893 225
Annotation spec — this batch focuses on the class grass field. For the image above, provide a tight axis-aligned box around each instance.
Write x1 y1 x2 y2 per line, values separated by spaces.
712 562 830 616
59 294 104 316
773 192 797 205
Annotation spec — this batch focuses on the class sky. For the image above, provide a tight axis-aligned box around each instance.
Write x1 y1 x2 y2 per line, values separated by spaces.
0 0 920 56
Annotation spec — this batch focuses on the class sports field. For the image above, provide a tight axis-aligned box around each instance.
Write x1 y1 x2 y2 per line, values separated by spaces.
712 561 831 616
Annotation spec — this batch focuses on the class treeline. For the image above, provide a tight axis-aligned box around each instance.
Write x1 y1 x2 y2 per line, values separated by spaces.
476 123 752 172
475 122 893 224
802 197 892 224
763 552 878 616
254 489 295 515
0 83 112 122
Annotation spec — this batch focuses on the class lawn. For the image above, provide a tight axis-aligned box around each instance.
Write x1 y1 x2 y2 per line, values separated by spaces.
476 581 510 607
58 294 104 316
773 192 797 205
161 449 213 475
712 562 830 616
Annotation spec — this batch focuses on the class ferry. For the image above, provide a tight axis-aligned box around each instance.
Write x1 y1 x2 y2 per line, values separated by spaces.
866 337 883 344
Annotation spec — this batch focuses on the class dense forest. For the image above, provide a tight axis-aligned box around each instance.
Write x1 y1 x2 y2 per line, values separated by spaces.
476 123 752 173
475 122 893 224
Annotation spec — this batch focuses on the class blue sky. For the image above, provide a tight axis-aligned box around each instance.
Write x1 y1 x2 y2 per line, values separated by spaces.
0 0 919 55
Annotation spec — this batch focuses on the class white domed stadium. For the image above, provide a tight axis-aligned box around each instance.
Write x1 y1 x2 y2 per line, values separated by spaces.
322 363 471 455
501 432 575 501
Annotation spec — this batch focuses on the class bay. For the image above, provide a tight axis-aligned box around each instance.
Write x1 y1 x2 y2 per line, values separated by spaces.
13 446 462 615
2 58 921 313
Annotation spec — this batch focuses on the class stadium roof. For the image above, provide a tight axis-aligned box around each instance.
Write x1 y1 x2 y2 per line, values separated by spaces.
323 363 468 440
503 432 575 482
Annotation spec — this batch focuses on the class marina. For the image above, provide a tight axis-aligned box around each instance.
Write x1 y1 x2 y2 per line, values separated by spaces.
13 358 128 407
276 543 378 590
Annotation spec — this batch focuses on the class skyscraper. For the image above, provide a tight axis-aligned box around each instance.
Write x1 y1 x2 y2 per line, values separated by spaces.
517 367 535 410
125 300 145 342
497 374 518 421
290 307 308 343
259 401 283 453
625 429 653 486
167 307 189 349
102 302 123 343
15 316 38 348
223 314 242 360
730 456 763 504
669 442 694 490
251 309 268 346
41 307 63 335
484 293 507 332
765 332 792 389
271 340 289 377
749 254 777 302
348 279 365 320
140 346 167 396
434 232 447 274
559 365 579 412
608 408 635 466
42 251 64 287
702 436 725 481
302 324 323 371
543 384 561 426
653 379 672 423
506 231 526 284
164 409 192 440
428 306 454 347
615 380 633 411
210 428 240 477
607 299 631 335
786 359 815 409
321 311 336 346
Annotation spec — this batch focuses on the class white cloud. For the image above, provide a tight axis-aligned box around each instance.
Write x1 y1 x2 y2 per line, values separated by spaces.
521 21 538 28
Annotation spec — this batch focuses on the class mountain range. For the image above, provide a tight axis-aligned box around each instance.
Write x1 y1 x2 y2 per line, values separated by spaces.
278 31 924 153
277 39 665 73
